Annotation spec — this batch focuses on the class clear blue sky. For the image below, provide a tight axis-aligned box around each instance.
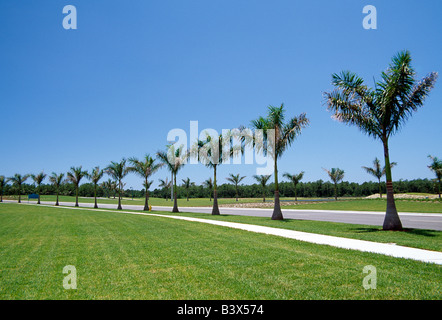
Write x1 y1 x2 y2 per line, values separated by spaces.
1 0 441 190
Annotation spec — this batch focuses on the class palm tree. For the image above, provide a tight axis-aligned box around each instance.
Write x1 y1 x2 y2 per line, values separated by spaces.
362 158 397 198
193 131 240 215
226 173 246 201
0 176 6 202
203 178 213 201
105 159 129 210
428 155 442 199
157 145 188 213
128 155 163 210
324 50 438 230
181 178 195 201
158 178 172 201
7 174 30 203
31 171 47 204
67 166 88 207
251 104 309 220
283 171 304 201
323 168 345 201
49 172 64 206
253 174 272 202
88 167 104 208
101 179 115 198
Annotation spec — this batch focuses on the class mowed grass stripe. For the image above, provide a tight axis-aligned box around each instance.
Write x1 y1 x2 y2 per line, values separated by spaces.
0 203 440 299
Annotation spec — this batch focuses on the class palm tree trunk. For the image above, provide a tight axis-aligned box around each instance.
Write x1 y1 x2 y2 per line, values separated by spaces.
235 185 239 201
75 185 79 207
272 157 283 220
144 178 149 211
18 185 21 203
56 189 59 206
438 178 441 199
117 180 122 210
212 165 220 215
334 184 338 201
382 139 403 231
172 173 179 213
94 184 98 209
378 178 382 198
294 183 298 202
37 187 41 205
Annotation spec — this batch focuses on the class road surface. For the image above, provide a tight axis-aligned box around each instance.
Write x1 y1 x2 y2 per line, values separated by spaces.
3 200 441 231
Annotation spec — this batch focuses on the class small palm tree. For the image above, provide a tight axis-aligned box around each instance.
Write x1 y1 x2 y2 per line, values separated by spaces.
49 172 64 206
7 174 29 203
193 131 240 215
253 174 272 202
251 104 309 220
0 176 6 202
158 178 172 201
101 179 116 199
428 155 442 199
105 159 129 210
226 173 246 201
31 171 47 204
181 177 195 201
323 168 345 201
67 166 88 207
157 145 188 213
203 178 213 201
128 155 163 210
283 171 304 201
88 167 104 208
362 158 397 198
324 50 437 230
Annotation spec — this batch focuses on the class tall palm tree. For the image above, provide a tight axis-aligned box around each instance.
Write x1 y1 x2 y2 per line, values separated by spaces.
226 173 246 201
88 167 104 208
193 131 240 215
128 155 163 210
105 159 129 210
203 178 213 201
323 168 345 201
283 171 304 201
67 166 88 207
0 176 6 202
253 174 272 202
158 178 172 201
7 174 29 203
157 145 188 213
31 171 47 204
324 50 438 230
428 155 442 199
49 172 64 206
181 177 195 201
362 158 397 198
251 104 309 220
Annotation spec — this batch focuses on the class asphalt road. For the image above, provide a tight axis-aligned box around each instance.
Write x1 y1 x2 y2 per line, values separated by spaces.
4 200 441 231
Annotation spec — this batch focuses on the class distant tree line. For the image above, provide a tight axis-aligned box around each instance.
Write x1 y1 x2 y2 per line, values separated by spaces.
4 178 435 200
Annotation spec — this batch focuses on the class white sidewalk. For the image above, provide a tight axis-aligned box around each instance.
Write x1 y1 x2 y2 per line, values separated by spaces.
10 202 442 265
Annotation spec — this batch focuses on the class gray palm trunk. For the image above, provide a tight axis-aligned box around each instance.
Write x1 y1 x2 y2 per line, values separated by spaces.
382 139 403 231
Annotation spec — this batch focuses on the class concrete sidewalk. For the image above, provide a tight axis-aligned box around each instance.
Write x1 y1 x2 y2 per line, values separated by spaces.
8 202 442 265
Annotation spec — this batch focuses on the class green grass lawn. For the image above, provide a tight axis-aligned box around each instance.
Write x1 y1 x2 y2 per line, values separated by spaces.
0 203 440 299
283 199 442 213
19 195 260 207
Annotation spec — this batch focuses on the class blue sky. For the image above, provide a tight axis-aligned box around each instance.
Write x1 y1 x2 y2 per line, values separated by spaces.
1 0 441 190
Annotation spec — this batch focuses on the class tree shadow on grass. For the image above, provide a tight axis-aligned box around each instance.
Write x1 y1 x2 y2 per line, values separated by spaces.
352 227 439 237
